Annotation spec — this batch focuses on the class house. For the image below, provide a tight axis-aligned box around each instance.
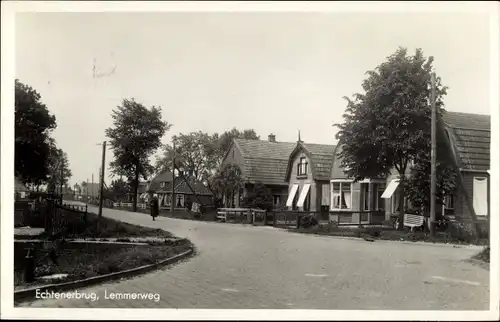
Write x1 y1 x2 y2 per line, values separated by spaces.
221 134 296 209
147 170 212 209
441 111 490 221
131 181 150 203
328 111 491 225
329 144 389 224
284 140 336 214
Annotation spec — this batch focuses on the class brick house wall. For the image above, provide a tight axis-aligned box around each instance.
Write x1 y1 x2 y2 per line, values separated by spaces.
453 171 490 220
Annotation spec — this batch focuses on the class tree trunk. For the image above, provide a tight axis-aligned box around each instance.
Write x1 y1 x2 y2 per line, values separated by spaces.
132 163 139 212
398 176 405 230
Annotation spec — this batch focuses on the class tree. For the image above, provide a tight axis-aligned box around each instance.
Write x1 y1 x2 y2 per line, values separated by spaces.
46 146 72 194
155 131 219 181
335 47 451 229
107 178 130 201
404 135 457 214
15 79 57 187
211 164 245 207
105 98 171 212
242 181 273 211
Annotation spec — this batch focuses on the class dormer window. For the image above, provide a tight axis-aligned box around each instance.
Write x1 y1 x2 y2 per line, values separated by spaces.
297 157 308 176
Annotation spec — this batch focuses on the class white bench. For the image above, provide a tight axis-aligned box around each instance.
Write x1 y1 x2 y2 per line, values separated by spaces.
217 211 227 222
403 213 425 231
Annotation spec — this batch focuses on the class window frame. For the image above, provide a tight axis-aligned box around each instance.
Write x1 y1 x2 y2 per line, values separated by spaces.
360 182 370 211
297 157 308 176
330 180 353 211
443 193 454 209
473 176 488 217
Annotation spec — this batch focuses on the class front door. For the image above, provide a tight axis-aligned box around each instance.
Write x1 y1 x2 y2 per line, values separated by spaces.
303 192 311 212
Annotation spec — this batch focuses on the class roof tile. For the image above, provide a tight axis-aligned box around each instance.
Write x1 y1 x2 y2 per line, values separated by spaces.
301 143 336 181
442 111 490 171
235 139 296 185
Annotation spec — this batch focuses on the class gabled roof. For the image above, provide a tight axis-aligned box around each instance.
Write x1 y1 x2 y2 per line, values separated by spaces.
285 142 336 181
148 170 174 191
330 144 349 179
442 111 490 172
233 139 296 185
235 139 297 159
153 176 212 196
174 178 212 196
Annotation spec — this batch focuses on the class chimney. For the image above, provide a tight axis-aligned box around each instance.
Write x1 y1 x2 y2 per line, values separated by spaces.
268 133 276 143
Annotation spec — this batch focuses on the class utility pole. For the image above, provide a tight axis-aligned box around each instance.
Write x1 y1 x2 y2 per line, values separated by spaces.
430 72 437 238
98 141 106 218
92 173 94 199
60 161 64 198
171 142 176 213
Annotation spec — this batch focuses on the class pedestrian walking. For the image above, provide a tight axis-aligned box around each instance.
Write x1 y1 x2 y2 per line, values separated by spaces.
150 196 159 221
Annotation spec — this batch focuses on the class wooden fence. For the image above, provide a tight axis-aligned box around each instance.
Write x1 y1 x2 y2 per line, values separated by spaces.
269 210 386 228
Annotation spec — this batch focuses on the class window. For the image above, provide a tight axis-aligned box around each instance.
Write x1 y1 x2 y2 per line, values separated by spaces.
375 184 386 211
330 181 352 210
297 157 308 176
444 194 454 209
176 194 185 207
232 150 235 159
391 191 401 213
473 177 488 217
160 182 166 188
273 195 280 206
360 183 370 211
392 193 410 213
360 182 386 211
321 184 330 206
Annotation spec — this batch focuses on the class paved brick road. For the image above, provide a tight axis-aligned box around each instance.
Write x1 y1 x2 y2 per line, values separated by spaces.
18 204 489 309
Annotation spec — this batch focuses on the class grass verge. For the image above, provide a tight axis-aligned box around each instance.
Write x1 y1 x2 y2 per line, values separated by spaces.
287 223 489 246
472 247 490 263
14 238 193 290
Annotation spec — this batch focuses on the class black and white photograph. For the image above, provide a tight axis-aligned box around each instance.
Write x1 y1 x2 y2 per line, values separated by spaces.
1 1 498 320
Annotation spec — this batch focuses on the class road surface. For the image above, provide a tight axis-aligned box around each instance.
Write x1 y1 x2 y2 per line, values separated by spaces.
18 203 489 309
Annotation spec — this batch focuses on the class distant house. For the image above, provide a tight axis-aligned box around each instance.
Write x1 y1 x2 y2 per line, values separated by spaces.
284 141 336 213
221 134 296 209
328 111 490 224
81 182 100 200
147 170 212 209
15 177 29 200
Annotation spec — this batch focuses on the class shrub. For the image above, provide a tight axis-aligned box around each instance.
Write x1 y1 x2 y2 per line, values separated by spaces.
366 227 382 238
242 182 273 211
300 214 319 229
474 247 490 263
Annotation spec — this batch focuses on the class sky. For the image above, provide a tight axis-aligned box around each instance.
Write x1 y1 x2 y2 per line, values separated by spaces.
15 10 492 187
